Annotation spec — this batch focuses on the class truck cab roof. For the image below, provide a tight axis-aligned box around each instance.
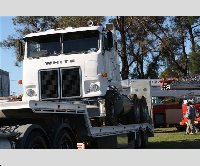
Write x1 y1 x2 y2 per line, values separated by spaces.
25 26 103 38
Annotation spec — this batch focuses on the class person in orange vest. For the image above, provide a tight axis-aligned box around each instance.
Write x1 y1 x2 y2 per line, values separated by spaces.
185 101 199 135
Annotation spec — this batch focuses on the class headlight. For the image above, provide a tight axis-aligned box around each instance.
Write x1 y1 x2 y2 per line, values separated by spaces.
89 83 100 92
26 89 35 97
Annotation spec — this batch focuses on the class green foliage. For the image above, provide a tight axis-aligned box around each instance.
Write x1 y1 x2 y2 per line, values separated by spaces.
160 53 189 78
110 16 167 79
12 16 58 35
57 16 105 28
189 51 200 75
0 35 17 48
160 67 180 78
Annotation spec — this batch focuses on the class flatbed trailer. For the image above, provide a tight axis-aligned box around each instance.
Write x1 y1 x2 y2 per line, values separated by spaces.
0 100 153 149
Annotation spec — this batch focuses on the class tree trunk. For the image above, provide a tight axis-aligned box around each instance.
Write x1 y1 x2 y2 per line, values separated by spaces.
120 16 129 80
188 25 196 53
181 35 189 74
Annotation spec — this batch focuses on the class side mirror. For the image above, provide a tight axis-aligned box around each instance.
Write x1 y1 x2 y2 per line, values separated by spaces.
107 31 113 50
16 39 24 57
103 31 113 52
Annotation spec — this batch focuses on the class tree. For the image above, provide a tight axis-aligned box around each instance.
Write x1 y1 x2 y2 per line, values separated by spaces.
111 16 166 79
189 47 200 75
160 16 200 77
111 16 129 80
58 16 105 28
126 16 166 79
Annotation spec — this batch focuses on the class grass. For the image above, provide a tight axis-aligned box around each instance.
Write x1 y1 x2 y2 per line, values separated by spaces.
117 127 200 149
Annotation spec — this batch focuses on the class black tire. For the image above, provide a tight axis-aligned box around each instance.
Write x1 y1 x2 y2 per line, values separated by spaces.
105 90 118 126
134 131 142 149
140 96 149 123
53 129 75 149
132 95 140 124
141 131 148 148
24 131 48 149
127 132 135 149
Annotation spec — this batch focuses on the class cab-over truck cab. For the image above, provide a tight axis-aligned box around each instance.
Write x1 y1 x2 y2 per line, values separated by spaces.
20 25 121 102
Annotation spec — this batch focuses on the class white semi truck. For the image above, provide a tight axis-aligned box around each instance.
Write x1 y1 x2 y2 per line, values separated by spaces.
0 23 153 149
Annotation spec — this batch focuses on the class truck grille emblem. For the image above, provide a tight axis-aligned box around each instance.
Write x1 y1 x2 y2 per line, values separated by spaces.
45 59 75 65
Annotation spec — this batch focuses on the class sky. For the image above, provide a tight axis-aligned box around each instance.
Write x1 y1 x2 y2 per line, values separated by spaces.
0 16 23 95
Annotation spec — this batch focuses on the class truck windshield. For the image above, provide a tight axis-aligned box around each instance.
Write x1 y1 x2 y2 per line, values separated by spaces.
27 30 100 58
63 30 99 54
27 34 61 58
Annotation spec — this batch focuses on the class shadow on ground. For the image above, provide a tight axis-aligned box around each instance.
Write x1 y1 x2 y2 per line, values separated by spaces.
154 128 180 133
147 139 200 149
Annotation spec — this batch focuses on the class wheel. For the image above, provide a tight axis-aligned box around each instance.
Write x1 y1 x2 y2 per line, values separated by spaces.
140 96 149 123
127 132 135 149
24 131 48 149
134 131 142 149
141 131 148 148
53 129 75 149
131 95 140 124
105 90 119 126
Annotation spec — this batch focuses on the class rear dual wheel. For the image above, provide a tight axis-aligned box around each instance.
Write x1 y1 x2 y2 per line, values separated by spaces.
134 131 142 149
105 90 119 126
133 130 148 149
53 129 75 149
139 96 149 123
23 129 75 149
131 94 141 124
24 131 48 149
141 131 148 148
130 94 149 124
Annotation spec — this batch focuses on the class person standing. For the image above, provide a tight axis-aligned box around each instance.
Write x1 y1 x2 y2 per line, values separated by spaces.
185 101 199 135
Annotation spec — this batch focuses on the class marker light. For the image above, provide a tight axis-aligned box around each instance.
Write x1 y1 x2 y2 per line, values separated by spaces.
101 72 107 78
18 80 23 85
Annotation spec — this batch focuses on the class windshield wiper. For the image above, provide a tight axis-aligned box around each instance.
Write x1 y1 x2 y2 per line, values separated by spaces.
63 51 90 55
48 52 60 56
30 50 48 58
30 50 61 58
63 51 80 55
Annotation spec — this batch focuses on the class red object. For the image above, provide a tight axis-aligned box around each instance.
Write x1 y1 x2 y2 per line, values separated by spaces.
159 78 176 84
77 143 85 149
101 72 107 78
153 104 182 127
18 80 23 85
159 78 177 90
180 103 200 126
